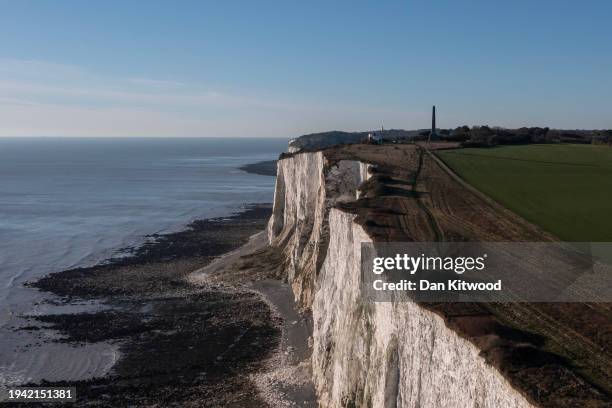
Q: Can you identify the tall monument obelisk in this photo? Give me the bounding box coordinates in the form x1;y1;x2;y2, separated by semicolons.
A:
429;105;437;142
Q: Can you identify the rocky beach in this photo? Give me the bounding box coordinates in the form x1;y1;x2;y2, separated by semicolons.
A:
10;204;265;406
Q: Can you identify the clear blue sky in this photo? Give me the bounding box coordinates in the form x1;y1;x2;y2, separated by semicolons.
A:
0;0;610;137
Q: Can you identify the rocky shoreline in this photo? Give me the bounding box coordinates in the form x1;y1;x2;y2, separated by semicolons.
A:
238;160;277;176
14;203;287;407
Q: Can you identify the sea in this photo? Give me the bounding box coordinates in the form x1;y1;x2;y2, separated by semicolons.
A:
0;137;287;386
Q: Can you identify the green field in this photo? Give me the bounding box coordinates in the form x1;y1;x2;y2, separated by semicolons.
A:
437;144;612;241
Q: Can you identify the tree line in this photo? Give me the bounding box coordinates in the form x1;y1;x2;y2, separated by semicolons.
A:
427;126;612;147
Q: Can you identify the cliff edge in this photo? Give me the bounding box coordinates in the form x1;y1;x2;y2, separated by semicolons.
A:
267;143;611;407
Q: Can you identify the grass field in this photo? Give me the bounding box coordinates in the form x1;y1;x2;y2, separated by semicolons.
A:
437;144;612;241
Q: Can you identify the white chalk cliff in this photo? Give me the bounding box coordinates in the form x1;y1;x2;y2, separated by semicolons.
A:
267;151;534;408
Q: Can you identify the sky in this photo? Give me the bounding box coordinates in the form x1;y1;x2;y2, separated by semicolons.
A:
0;0;611;137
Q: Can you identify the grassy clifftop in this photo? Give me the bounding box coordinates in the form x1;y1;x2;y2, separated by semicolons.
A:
438;144;612;241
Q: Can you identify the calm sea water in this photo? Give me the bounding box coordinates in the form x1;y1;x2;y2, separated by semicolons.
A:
0;137;286;385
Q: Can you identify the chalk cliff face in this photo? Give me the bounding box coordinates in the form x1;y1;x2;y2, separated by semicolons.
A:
267;152;534;408
268;152;366;307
